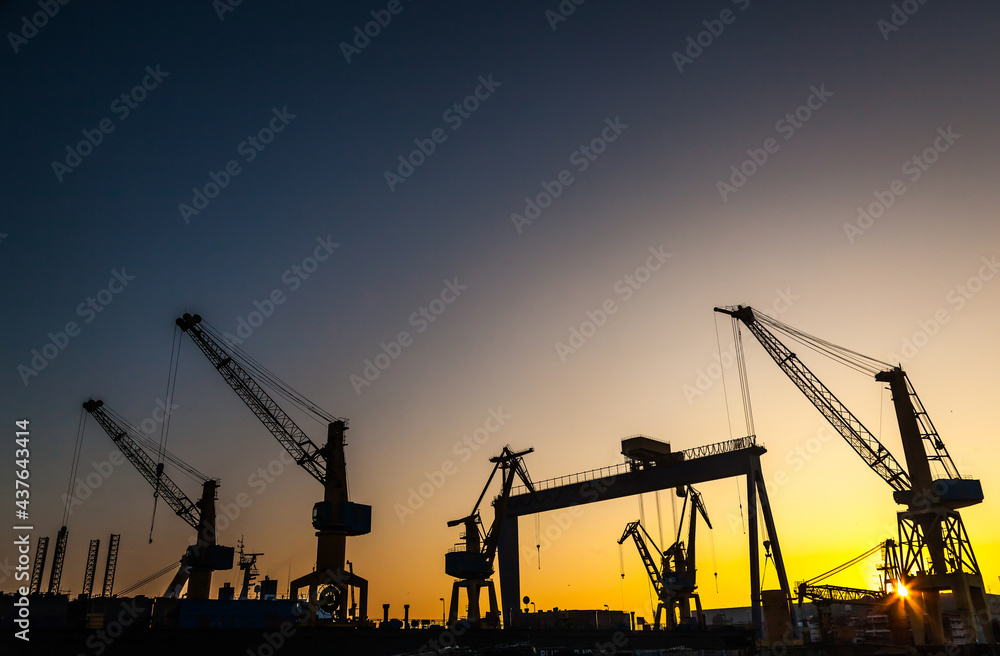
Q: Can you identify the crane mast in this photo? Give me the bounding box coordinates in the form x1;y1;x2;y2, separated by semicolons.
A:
176;313;370;622
715;305;993;645
83;399;233;599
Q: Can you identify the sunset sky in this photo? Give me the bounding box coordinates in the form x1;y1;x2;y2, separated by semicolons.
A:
3;1;1000;622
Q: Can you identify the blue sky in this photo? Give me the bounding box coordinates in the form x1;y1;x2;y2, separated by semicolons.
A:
3;0;1000;619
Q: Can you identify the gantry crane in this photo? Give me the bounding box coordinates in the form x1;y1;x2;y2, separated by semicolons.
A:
715;305;993;644
619;485;711;629
83;399;234;599
446;446;535;627
175;313;370;622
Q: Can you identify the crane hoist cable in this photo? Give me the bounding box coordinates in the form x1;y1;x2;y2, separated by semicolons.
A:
655;490;665;552
100;406;207;483
734;479;745;535
199;319;339;425
535;514;541;569
709;526;719;593
150;326;183;541
196;318;357;491
715;314;736;441
158;326;183;466
804;542;886;587
753;312;891;376
62;407;88;526
116;559;183;597
732;320;755;437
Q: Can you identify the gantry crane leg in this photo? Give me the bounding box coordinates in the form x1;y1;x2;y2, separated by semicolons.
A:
693;593;705;628
678;596;691;624
655;602;667;630
447;579;498;626
290;567;368;623
448;583;462;625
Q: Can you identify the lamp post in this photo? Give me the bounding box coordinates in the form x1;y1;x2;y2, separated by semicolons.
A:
440;597;445;625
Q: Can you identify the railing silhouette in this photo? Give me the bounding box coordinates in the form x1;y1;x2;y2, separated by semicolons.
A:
509;435;757;497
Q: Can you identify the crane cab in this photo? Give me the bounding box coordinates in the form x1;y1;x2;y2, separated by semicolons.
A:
312;501;372;535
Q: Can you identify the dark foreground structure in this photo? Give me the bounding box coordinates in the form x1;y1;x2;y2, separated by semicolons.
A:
7;625;1000;656
6;625;756;656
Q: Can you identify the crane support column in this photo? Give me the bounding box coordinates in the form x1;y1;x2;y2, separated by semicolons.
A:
753;455;798;639
187;480;219;600
747;459;761;637
290;420;370;623
497;517;520;628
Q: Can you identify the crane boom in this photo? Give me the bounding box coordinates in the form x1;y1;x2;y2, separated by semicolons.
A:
83;399;233;599
684;488;711;574
83;399;200;529
714;305;910;492
618;520;663;594
175;314;326;484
